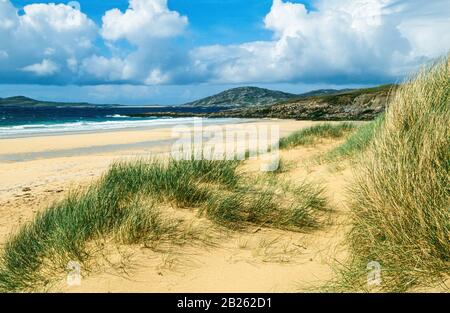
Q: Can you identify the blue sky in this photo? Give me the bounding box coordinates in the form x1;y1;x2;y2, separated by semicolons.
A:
11;0;310;45
0;0;449;104
8;0;313;66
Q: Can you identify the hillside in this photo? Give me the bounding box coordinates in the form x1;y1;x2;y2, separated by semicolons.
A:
130;84;396;120
181;86;299;107
297;88;355;97
207;84;397;121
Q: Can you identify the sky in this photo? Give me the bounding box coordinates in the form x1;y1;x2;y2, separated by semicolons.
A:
0;0;449;105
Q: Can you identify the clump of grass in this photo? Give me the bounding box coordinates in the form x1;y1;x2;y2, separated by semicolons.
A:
0;158;239;292
201;178;328;231
0;186;178;292
0;154;328;291
104;158;239;208
115;199;179;245
279;123;357;149
325;116;384;160
341;55;450;292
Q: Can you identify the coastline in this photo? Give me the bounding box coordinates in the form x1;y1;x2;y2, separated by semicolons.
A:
0;119;322;241
0;118;356;292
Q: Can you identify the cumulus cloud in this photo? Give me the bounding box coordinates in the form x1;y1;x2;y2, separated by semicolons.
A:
191;0;450;84
79;0;189;85
0;0;449;86
0;0;97;83
101;0;188;44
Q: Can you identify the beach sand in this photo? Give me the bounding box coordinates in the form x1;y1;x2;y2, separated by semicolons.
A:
0;119;352;292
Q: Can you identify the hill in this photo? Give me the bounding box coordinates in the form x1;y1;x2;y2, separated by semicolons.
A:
207;84;397;121
181;86;299;107
0;96;114;107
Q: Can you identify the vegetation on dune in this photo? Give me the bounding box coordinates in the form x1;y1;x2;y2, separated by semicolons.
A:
0;156;327;292
339;55;450;292
325;115;384;160
0;182;181;292
279;123;357;150
202;178;327;230
104;159;239;208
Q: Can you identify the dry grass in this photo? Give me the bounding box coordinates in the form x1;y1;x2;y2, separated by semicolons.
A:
338;55;450;292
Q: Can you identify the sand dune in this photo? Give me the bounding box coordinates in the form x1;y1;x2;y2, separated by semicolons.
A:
1;119;352;293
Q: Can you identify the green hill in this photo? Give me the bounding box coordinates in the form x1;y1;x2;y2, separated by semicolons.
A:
0;96;114;107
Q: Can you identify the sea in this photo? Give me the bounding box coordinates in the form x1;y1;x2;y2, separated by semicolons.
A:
0;106;226;139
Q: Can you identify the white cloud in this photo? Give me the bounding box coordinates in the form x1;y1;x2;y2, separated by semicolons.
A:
22;59;59;76
0;0;97;82
145;69;171;84
101;0;188;44
0;0;449;86
79;0;189;85
191;0;450;84
81;56;131;82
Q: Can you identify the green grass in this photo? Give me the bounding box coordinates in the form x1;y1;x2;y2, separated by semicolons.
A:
325;115;384;160
0;156;328;292
337;55;450;292
279;123;357;150
0;184;179;291
201;178;327;230
104;158;239;208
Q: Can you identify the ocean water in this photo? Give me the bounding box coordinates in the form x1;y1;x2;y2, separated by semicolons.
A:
0;106;225;138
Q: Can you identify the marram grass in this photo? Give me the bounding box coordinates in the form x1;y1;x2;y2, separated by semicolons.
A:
0;157;328;292
325;115;384;160
279;123;357;150
201;178;327;230
338;55;450;292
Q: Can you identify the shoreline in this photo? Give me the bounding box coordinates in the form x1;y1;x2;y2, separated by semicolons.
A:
0;118;289;160
0;119;327;246
0;117;249;140
0;119;354;292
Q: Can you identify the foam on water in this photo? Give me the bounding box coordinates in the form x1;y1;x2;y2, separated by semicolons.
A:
0;117;215;138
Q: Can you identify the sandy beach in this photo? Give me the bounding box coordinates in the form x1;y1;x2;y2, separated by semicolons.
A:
0;119;323;244
2;116;446;293
0;119;353;292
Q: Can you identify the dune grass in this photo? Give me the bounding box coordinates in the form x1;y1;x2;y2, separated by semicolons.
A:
279;123;357;150
0;155;328;292
202;178;327;230
0;184;179;291
325;116;384;160
104;158;240;208
0;158;239;292
338;55;450;292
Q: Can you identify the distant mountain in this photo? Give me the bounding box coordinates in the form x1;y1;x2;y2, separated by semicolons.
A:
181;86;361;108
130;85;397;121
182;86;299;107
0;96;115;107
